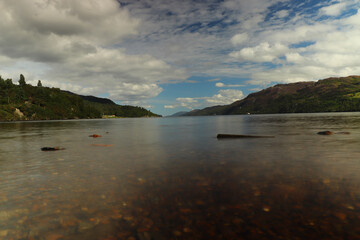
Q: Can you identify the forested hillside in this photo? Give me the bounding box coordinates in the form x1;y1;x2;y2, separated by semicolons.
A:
0;74;160;121
185;76;360;116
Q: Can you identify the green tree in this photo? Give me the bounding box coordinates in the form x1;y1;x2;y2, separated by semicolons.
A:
0;76;5;87
19;74;26;86
5;79;13;87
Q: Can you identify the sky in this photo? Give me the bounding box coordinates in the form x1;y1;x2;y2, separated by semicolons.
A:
1;0;360;116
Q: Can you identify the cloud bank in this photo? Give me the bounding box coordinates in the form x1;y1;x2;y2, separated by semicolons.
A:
0;0;188;103
229;0;360;85
165;89;244;110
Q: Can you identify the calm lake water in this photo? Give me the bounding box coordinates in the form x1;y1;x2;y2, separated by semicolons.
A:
1;113;360;239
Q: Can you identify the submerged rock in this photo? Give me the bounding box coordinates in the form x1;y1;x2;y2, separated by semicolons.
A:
217;134;274;139
317;131;351;135
317;131;334;135
41;147;65;151
89;134;102;138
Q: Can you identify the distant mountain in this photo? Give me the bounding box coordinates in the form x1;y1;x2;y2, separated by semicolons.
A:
0;75;161;121
167;111;188;117
185;76;360;116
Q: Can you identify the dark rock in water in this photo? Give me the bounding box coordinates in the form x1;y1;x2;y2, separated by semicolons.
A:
89;134;102;138
217;134;274;139
317;131;334;135
41;147;65;151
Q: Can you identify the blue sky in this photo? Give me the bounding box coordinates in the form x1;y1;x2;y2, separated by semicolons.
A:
0;0;360;116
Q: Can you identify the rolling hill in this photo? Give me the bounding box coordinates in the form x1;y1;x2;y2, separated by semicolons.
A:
0;75;160;121
185;76;360;116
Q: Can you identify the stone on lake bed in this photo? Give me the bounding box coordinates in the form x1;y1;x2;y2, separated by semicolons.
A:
263;207;271;212
78;221;96;232
41;147;65;151
0;211;12;221
0;230;9;237
89;134;102;138
317;131;351;135
317;131;334;135
0;209;29;221
217;134;274;139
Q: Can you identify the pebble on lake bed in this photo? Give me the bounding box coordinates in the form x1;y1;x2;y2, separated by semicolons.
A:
0;230;8;237
263;207;271;212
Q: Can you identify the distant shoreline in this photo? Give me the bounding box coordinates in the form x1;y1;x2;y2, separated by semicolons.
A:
0;115;162;123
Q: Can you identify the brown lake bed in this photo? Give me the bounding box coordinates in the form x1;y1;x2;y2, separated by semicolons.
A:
1;113;360;239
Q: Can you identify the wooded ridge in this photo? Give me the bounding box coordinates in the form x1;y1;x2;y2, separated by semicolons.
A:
0;74;160;121
185;76;360;116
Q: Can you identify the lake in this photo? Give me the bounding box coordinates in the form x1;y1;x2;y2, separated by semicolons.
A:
1;113;360;239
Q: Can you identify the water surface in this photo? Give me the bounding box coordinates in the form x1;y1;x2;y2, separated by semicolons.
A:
1;113;360;239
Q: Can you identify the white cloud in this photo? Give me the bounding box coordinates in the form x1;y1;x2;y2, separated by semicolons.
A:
320;2;348;16
164;105;176;109
229;6;360;85
251;66;329;85
204;89;244;105
176;98;201;110
53;48;188;84
0;0;139;62
166;89;245;110
215;82;244;87
1;0;139;45
109;83;163;101
251;64;360;86
344;8;360;25
264;24;334;45
285;52;304;63
274;10;289;18
230;42;289;62
177;98;199;103
231;33;249;46
0;0;188;104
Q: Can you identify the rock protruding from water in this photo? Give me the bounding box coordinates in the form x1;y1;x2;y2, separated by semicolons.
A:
89;134;102;138
317;131;350;135
217;134;274;139
41;147;65;151
317;131;334;135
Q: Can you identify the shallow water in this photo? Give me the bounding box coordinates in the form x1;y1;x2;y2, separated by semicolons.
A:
1;113;360;239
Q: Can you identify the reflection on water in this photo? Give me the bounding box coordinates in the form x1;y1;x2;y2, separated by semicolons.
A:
1;113;360;239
